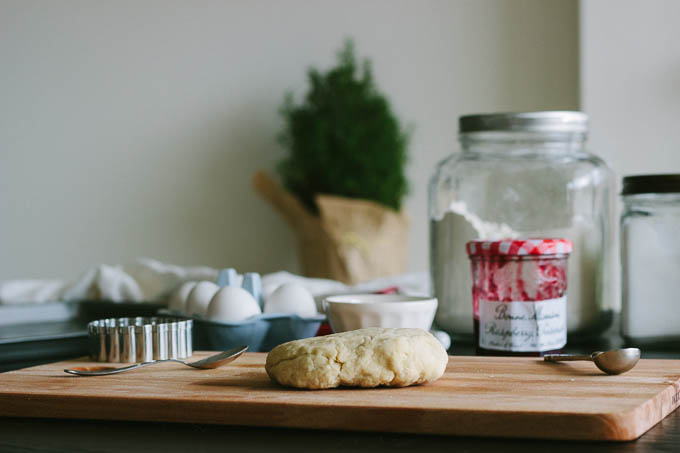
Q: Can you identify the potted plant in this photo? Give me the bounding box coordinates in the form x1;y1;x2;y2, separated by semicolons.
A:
254;40;410;284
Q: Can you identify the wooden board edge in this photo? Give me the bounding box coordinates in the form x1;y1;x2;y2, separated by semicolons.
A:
0;392;666;442
608;379;680;441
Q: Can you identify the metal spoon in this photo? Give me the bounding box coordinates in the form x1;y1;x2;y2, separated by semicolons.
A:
64;345;248;376
543;348;641;375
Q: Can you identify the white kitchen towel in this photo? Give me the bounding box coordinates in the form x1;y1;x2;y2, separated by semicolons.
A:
0;258;429;305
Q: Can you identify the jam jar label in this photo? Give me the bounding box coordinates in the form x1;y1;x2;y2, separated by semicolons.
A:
478;297;567;352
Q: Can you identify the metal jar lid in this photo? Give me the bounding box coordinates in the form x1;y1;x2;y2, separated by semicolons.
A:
459;111;588;134
88;317;193;363
622;174;680;195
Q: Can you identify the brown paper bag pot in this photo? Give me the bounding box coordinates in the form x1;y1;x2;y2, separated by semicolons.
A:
253;171;408;284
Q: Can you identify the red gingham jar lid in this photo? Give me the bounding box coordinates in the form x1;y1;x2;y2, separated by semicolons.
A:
466;238;573;257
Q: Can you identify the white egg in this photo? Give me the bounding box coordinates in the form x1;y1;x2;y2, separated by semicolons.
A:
168;281;197;313
430;329;451;350
207;286;261;322
185;281;219;316
264;282;317;317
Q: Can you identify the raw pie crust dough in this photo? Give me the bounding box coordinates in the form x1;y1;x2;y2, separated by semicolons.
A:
265;327;448;389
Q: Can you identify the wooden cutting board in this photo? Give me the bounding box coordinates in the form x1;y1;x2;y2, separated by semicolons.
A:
1;352;679;441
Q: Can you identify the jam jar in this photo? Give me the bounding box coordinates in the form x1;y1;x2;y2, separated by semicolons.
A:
466;238;572;356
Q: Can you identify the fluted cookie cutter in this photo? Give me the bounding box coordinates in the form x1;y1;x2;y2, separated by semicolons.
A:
88;317;193;363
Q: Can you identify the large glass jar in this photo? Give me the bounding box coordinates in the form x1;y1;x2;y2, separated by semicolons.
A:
621;175;680;345
429;112;615;342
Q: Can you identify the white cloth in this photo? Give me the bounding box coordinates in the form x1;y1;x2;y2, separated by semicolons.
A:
0;258;430;305
0;259;216;304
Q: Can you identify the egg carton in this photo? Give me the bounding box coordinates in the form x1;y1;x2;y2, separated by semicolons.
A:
194;312;326;352
158;309;325;352
162;268;325;352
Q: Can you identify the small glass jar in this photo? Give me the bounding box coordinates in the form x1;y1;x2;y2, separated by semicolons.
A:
621;175;680;345
430;111;615;342
467;238;572;356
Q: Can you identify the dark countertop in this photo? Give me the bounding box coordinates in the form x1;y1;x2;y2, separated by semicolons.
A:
1;410;679;453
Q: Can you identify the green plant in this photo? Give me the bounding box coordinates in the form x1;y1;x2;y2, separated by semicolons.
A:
277;40;409;213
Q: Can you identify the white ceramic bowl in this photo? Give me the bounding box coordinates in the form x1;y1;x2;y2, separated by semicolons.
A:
323;294;438;333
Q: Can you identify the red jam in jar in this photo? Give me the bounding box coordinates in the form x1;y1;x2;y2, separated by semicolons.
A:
466;239;572;357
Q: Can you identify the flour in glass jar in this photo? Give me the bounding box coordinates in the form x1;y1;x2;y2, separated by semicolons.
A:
432;200;601;338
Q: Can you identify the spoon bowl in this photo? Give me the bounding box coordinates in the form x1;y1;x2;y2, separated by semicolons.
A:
592;348;641;375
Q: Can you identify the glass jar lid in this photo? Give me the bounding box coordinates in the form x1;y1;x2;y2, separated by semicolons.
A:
466;238;573;257
459;111;588;134
622;174;680;195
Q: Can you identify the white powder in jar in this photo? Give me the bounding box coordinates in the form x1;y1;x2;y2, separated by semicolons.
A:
431;202;517;334
622;216;680;339
432;201;601;336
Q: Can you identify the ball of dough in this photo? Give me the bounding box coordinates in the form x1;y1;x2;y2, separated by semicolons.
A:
207;286;261;322
186;281;219;316
264;282;317;317
265;327;448;389
168;281;197;313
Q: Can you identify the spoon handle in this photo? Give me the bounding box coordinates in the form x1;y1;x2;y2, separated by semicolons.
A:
64;359;176;376
543;353;593;362
64;347;248;376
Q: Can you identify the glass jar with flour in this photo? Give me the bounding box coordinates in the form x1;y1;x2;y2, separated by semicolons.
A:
429;111;615;342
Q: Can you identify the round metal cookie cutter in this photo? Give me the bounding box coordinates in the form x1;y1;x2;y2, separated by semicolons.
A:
88;317;193;363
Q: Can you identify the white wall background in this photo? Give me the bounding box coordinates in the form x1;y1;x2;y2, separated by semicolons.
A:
580;0;680;312
0;0;578;281
581;0;680;178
